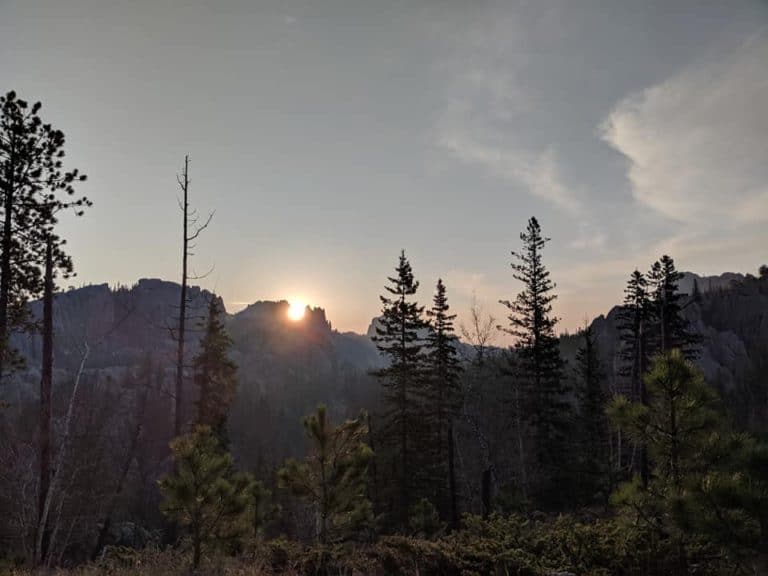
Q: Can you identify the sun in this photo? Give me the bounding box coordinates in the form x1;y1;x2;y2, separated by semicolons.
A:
287;300;307;321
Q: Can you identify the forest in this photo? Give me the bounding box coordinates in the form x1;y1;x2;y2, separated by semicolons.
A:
1;89;767;576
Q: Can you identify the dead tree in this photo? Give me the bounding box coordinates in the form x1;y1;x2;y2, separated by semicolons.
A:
173;155;212;438
37;236;54;561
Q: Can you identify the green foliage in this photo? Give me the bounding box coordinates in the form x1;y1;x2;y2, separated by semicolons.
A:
247;480;279;539
409;498;445;539
609;351;768;572
159;426;252;568
194;297;238;442
278;405;373;544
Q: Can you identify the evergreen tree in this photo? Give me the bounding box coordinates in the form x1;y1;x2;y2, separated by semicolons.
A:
574;325;610;505
372;250;427;528
424;278;463;526
194;297;238;443
0;90;89;380
647;255;699;357
159;426;252;569
500;217;570;508
609;351;722;574
278;405;373;544
617;269;653;485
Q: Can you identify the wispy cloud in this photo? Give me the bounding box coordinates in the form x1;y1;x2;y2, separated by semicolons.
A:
438;134;582;215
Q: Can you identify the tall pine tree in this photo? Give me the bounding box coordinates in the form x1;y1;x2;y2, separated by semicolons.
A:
648;255;699;357
372;250;427;529
574;324;610;505
500;217;570;509
194;297;238;444
618;269;653;485
424;278;463;527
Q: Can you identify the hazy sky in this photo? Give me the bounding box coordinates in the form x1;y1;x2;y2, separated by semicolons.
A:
2;0;766;337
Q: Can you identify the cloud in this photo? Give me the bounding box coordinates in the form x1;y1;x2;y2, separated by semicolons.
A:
438;133;582;215
601;33;768;225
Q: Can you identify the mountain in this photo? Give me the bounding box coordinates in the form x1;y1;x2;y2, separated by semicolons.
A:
561;270;768;431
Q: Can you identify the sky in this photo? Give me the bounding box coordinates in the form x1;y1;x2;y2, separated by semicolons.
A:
1;0;766;338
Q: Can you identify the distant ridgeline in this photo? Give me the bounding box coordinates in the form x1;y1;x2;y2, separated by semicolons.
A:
9;270;768;436
561;270;768;431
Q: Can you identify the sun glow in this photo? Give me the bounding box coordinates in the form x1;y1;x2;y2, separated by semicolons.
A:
287;300;307;321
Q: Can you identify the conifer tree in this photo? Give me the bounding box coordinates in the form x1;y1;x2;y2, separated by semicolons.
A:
194;297;238;444
500;217;569;508
278;405;373;544
159;426;252;569
0;90;89;381
424;278;462;526
608;351;726;574
647;255;699;357
372;250;427;528
574;324;609;504
617;269;653;485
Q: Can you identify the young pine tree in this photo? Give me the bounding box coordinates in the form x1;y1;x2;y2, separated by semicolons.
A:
159;426;252;569
424;278;463;527
194;297;238;444
278;405;373;544
372;250;427;528
574;324;610;505
500;216;570;509
608;351;721;575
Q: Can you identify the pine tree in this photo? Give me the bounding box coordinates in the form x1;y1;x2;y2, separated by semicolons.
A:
647;255;699;357
617;269;653;485
278;405;373;544
0;90;89;381
574;324;609;504
371;250;427;528
424;278;463;526
194;297;238;444
500;216;569;508
159;426;252;569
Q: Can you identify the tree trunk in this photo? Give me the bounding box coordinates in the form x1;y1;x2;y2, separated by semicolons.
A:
0;160;15;382
481;468;491;520
37;236;54;561
92;387;146;560
447;419;458;529
174;155;189;438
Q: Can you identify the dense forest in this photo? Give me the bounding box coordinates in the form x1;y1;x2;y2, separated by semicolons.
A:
1;90;768;576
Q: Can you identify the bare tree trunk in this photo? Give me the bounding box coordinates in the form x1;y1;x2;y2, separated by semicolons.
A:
35;344;89;566
91;387;147;560
0;155;15;382
174;155;189;438
37;236;53;561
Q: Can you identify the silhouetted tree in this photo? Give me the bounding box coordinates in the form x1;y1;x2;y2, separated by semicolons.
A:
0;90;88;381
500;217;570;508
574;324;609;504
372;250;427;529
617;269;653;485
194;297;237;444
648;255;699;357
424;279;463;526
173;155;213;438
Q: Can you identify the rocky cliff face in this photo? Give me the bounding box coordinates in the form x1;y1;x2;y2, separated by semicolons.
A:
561;271;768;429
